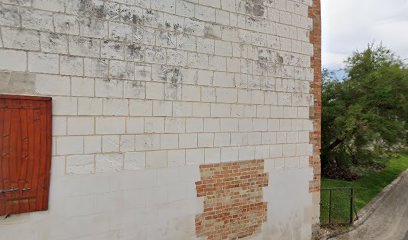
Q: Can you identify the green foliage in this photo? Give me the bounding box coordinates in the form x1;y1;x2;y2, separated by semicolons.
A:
320;154;408;223
322;44;408;179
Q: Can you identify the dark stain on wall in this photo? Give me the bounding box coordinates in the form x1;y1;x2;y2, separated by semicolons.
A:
245;0;265;17
79;0;106;18
127;43;143;59
159;67;183;87
132;14;143;25
47;33;62;46
204;25;221;39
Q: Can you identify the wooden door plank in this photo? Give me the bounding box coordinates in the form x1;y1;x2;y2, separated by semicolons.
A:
11;99;22;213
19;105;30;213
31;101;41;212
38;102;47;211
42;101;52;210
0;98;5;215
2;102;12;215
26;100;36;212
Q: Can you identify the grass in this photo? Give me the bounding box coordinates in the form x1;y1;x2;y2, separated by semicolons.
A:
320;154;408;225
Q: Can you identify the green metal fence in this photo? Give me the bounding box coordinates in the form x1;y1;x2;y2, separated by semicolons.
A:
320;187;358;225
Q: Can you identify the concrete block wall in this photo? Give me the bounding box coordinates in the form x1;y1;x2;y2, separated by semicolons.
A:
0;0;320;239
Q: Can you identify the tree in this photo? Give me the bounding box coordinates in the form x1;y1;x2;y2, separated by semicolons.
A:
322;44;408;179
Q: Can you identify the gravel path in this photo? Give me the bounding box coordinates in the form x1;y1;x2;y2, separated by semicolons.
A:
333;172;408;240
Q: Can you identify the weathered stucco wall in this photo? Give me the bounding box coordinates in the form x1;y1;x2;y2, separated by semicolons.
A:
0;0;320;239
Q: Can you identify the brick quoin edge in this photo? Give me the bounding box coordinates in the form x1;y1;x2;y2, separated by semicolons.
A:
309;0;322;237
308;0;321;195
195;160;268;240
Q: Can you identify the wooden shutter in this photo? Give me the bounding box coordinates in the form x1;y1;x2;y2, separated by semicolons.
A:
0;95;52;215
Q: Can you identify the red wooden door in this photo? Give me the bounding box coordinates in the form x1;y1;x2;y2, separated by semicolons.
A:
0;95;52;215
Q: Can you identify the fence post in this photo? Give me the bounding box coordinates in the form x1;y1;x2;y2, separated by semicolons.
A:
329;189;332;224
349;188;354;224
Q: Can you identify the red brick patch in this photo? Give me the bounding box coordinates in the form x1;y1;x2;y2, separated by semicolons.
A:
195;160;269;240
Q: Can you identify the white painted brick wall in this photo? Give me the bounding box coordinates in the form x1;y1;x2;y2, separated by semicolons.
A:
0;49;26;71
0;0;317;239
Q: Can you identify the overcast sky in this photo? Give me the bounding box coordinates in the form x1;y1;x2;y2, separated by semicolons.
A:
322;0;408;69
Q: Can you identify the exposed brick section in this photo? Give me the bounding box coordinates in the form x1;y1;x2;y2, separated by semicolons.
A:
195;160;268;240
308;2;322;236
308;0;322;193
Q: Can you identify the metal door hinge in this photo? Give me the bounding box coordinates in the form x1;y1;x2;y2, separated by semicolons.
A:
0;188;31;194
